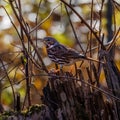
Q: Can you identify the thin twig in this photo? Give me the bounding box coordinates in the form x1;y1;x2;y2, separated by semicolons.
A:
107;27;120;52
60;0;105;49
2;73;120;102
64;5;84;53
0;58;16;110
29;2;61;34
8;0;48;73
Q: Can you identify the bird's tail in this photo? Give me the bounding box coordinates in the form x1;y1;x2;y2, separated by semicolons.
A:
79;54;104;64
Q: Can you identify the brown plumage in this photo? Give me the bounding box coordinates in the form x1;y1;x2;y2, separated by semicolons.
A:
43;36;102;65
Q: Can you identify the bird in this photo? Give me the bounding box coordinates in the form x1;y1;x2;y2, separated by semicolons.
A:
42;36;103;66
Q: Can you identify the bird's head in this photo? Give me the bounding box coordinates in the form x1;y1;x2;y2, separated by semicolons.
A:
42;37;59;48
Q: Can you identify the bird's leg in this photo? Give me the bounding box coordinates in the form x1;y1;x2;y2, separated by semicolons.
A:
50;64;60;73
73;63;78;77
55;63;59;70
60;65;64;73
50;64;63;73
60;65;63;69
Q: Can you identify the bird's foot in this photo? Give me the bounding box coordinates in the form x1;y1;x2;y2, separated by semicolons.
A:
49;67;64;75
49;68;60;74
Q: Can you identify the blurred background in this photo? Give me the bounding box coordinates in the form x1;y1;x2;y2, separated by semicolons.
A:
0;0;120;110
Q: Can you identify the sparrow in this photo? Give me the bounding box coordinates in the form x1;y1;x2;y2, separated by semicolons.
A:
42;36;102;66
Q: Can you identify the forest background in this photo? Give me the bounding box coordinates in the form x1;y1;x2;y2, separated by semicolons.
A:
0;0;120;119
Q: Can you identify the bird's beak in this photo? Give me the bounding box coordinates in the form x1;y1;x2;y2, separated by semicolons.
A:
39;38;47;45
37;38;45;44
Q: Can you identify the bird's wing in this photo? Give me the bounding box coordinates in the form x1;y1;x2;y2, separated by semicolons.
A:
47;44;67;55
49;45;102;63
54;45;79;57
66;48;86;59
48;44;85;59
47;44;72;64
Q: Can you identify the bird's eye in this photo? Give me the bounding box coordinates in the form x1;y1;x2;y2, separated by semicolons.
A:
47;39;50;41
